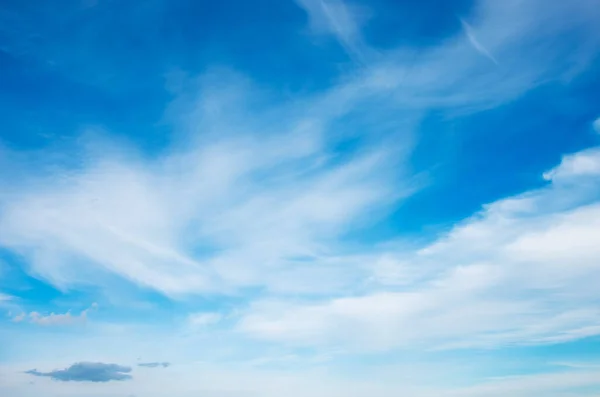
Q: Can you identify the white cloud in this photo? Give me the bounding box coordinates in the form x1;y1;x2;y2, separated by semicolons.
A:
543;147;600;181
294;0;370;60
187;312;222;328
593;116;600;134
0;3;599;396
238;147;600;351
13;303;98;326
460;18;498;64
0;55;424;298
0;0;598;309
359;0;600;110
0;121;404;296
0;293;15;313
11;312;26;323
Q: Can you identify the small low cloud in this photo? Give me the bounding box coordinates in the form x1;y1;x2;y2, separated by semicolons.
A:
138;362;170;368
11;313;26;322
13;303;98;326
187;312;222;328
26;362;132;382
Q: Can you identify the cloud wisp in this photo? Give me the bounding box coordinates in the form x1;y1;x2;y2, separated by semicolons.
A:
460;18;498;64
25;362;132;382
138;362;170;368
295;0;371;61
187;312;222;328
12;303;98;326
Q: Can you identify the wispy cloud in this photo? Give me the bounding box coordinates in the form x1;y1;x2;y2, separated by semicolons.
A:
0;0;597;306
138;362;170;368
0;69;412;297
0;2;598;386
238;141;600;351
295;0;370;60
13;303;98;326
460;18;498;64
187;312;222;329
25;362;132;382
1;0;599;396
551;361;600;370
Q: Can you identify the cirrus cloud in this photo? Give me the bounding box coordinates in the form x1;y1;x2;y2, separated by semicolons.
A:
238;142;600;351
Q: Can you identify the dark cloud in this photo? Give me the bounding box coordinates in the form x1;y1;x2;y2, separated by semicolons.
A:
138;362;170;368
26;362;132;382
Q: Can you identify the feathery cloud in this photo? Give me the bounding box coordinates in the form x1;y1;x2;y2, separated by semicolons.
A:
460;18;498;64
295;0;370;60
13;303;98;326
1;0;600;396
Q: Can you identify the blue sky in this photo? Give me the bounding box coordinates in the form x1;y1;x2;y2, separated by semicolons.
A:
1;0;600;396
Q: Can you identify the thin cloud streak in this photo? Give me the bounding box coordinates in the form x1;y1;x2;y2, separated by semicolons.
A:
138;362;170;368
460;18;498;64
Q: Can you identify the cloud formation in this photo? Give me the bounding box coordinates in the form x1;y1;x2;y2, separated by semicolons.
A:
0;72;409;297
25;362;132;382
295;0;370;60
138;362;170;368
460;18;498;64
0;0;598;302
0;0;599;396
13;303;97;326
187;312;222;329
238;142;600;351
0;3;597;362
